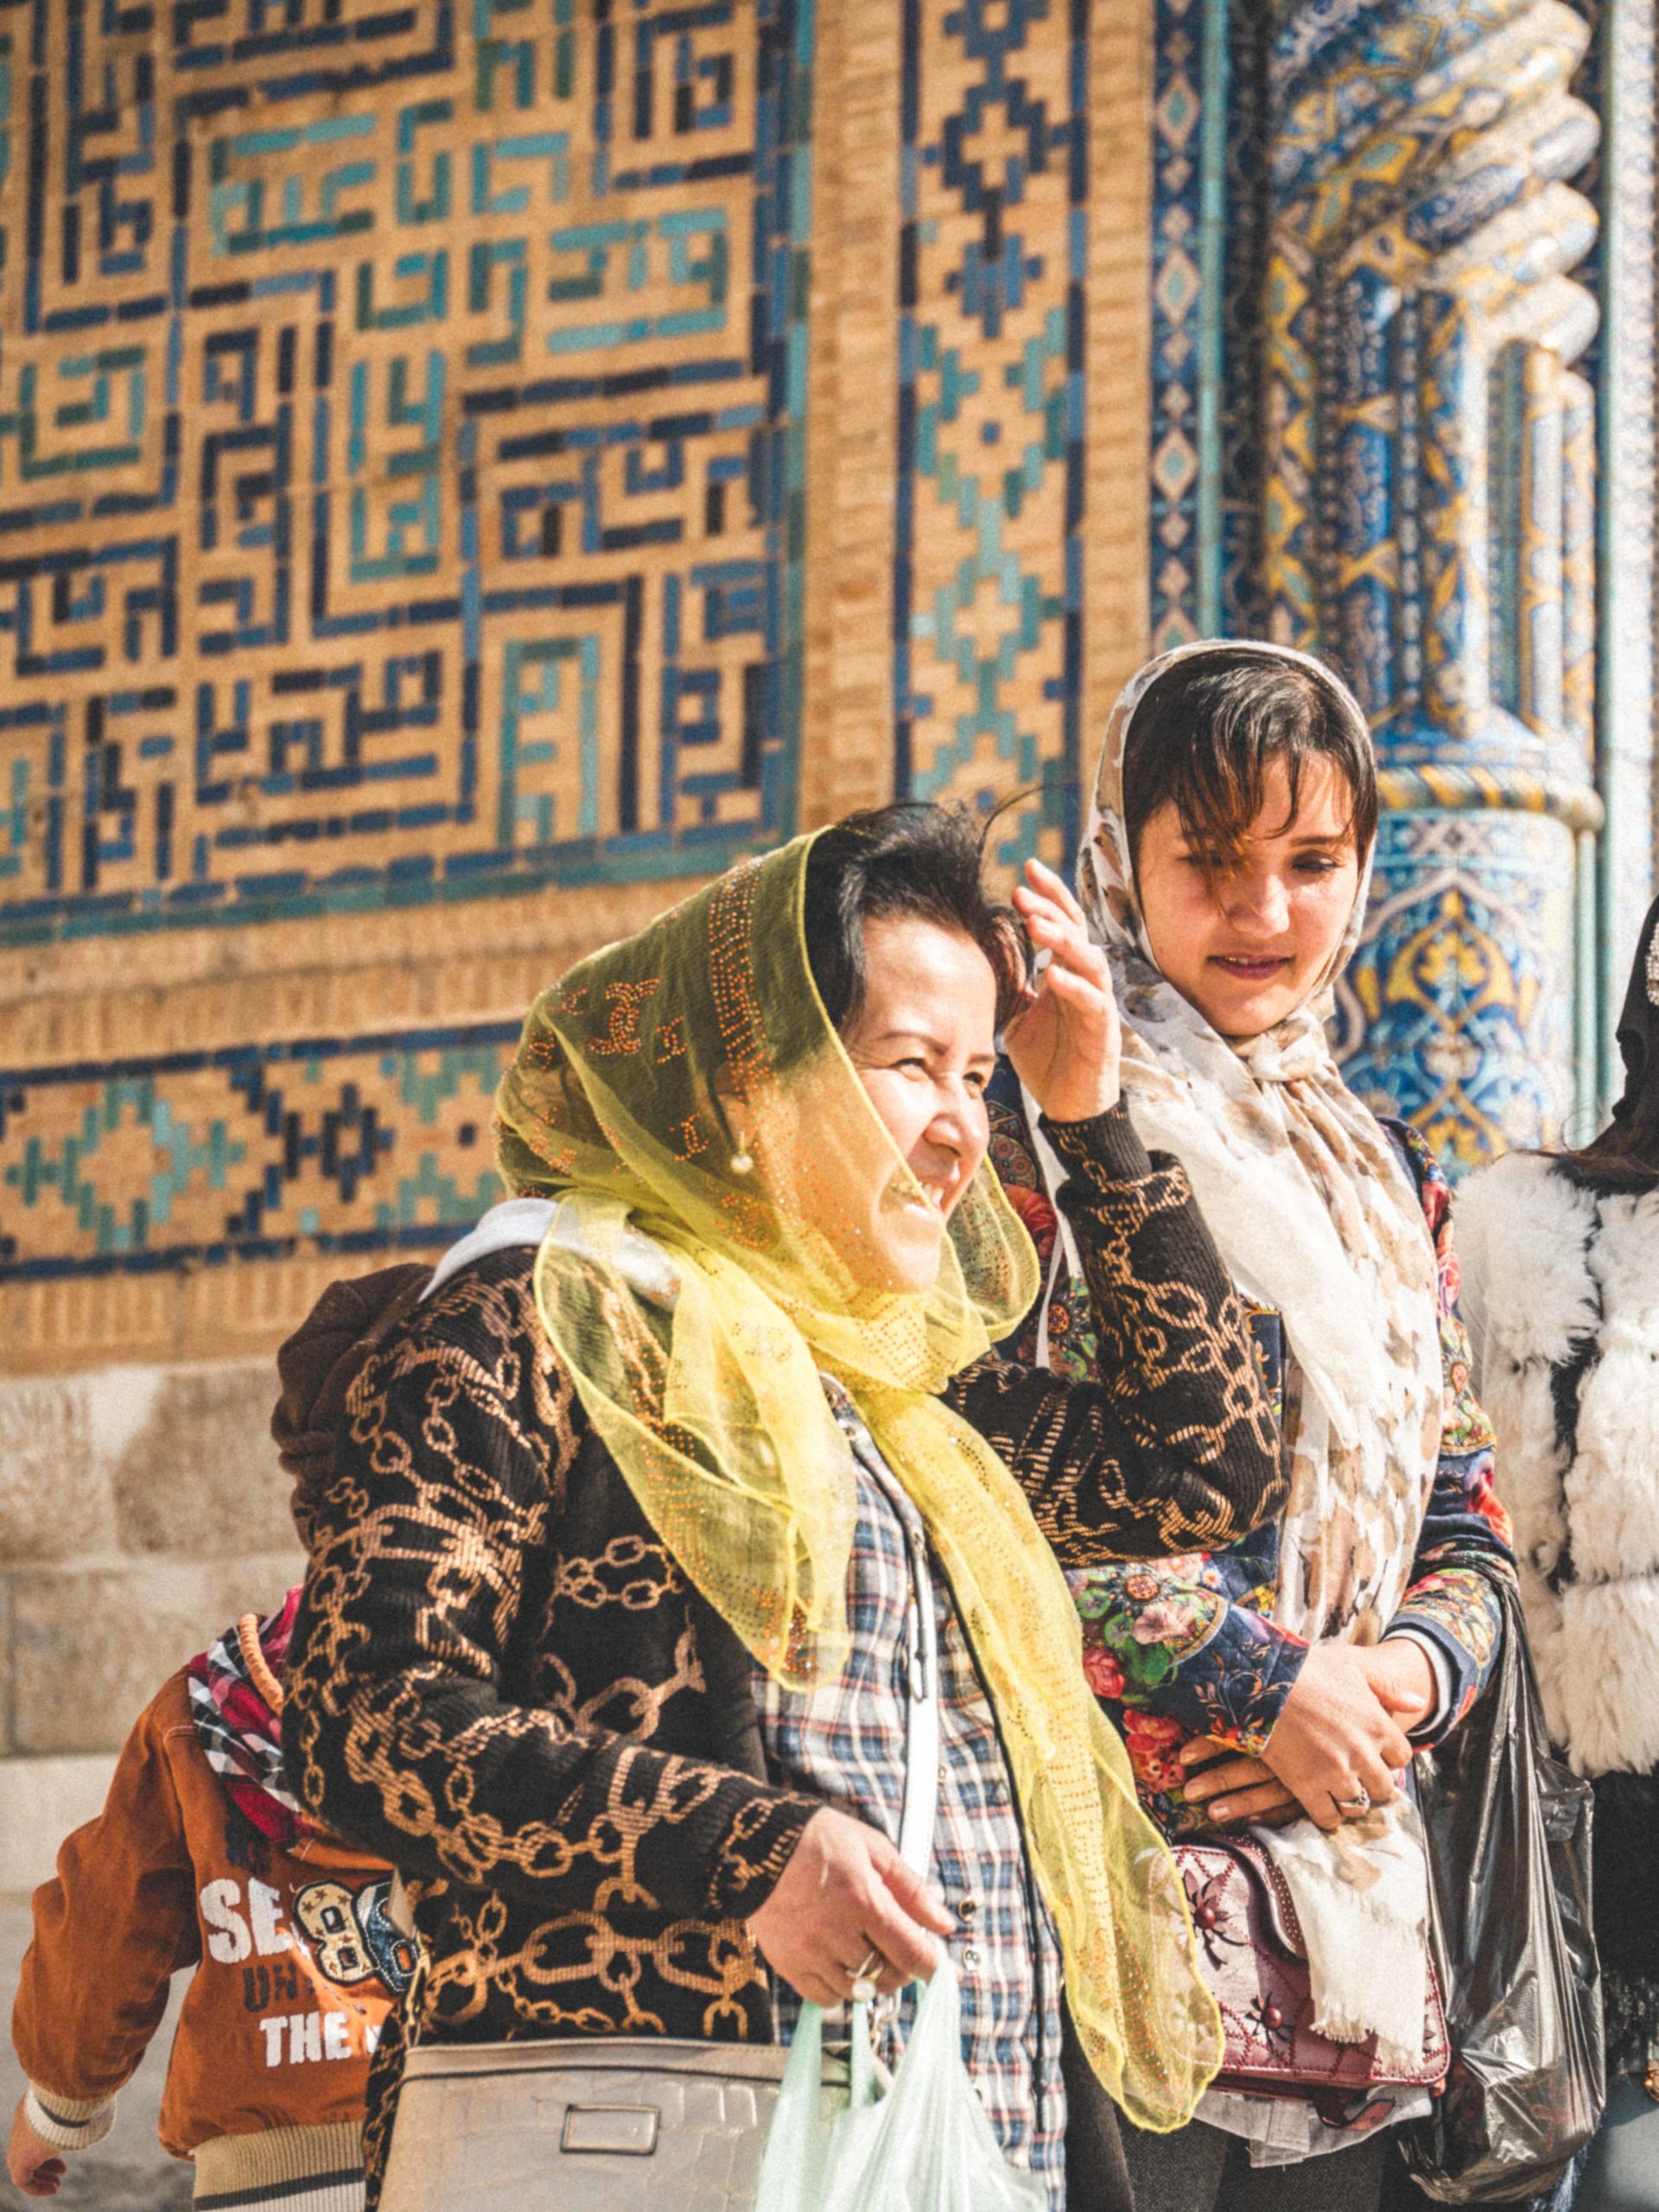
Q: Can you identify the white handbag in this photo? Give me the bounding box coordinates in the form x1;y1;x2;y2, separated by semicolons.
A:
378;2036;845;2211
378;1275;942;2212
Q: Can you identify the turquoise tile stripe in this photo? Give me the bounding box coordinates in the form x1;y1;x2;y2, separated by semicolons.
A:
0;1022;518;1279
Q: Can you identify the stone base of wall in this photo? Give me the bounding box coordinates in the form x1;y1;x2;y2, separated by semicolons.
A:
0;1358;303;2207
0;1358;306;1777
1;1755;119;1891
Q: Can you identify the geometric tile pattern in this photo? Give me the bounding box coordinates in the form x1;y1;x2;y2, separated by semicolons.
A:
893;0;1085;867
0;1020;514;1276
1146;0;1209;652
0;0;814;949
1217;3;1269;641
0;0;1184;1357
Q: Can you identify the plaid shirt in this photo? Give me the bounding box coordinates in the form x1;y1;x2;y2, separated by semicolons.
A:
755;1382;1065;2207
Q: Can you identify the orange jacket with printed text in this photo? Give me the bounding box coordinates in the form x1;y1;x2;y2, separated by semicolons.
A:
11;1662;412;2177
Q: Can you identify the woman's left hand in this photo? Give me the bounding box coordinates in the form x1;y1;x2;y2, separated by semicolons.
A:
1359;1638;1439;1738
1004;859;1122;1122
1177;1737;1300;1828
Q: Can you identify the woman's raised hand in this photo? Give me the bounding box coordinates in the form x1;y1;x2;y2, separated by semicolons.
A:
748;1806;953;2008
1253;1642;1414;1833
1004;858;1122;1123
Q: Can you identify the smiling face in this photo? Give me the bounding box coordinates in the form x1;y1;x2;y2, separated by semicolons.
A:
1132;752;1362;1039
834;913;1000;1291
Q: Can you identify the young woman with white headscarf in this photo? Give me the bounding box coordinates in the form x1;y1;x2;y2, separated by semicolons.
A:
988;643;1516;2210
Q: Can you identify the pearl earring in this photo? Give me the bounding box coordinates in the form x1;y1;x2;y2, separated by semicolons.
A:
730;1147;753;1174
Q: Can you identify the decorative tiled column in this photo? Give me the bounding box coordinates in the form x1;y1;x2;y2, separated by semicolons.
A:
1253;1;1605;1171
888;0;1090;866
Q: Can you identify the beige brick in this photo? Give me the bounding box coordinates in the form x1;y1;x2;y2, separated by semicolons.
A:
7;1553;304;1757
0;1753;118;1890
0;1575;12;1756
0;1375;118;1566
108;1362;298;1558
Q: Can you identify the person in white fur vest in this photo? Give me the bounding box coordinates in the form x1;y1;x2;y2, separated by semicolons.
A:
1458;892;1659;2212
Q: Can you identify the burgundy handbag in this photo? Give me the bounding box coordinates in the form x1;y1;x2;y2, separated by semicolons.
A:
1175;1836;1450;2128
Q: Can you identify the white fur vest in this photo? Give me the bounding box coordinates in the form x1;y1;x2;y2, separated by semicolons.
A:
1458;1151;1659;1777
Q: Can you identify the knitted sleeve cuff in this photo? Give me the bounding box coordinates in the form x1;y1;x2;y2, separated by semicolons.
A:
24;2084;118;2151
1039;1100;1153;1186
703;1786;825;1919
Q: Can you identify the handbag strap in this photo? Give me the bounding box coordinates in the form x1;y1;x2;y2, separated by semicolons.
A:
896;1516;941;1878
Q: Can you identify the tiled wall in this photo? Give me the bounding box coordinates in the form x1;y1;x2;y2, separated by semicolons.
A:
0;0;1154;1370
0;0;815;941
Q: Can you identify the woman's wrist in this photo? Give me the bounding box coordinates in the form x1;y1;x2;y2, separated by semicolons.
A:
1372;1631;1446;1737
1027;1058;1122;1123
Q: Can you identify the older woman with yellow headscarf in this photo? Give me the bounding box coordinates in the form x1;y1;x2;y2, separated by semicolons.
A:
283;804;1284;2212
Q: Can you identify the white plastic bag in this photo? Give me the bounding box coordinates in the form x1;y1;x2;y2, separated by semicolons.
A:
753;1958;1047;2212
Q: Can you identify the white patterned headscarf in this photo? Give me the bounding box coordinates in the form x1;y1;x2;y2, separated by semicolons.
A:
1077;639;1442;1644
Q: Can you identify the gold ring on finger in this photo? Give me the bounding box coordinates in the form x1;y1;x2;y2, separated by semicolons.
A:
849;1948;881;2004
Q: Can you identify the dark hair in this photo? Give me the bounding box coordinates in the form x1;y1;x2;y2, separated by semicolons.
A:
1552;896;1659;1192
1555;1123;1659;1193
803;803;1025;1033
1121;649;1377;870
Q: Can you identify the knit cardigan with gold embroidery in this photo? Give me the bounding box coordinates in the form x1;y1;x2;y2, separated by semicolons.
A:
281;1104;1283;2186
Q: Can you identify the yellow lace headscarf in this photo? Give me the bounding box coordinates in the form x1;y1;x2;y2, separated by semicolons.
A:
493;830;1221;2130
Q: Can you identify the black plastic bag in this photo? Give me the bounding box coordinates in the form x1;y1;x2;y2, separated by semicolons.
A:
1398;1579;1605;2202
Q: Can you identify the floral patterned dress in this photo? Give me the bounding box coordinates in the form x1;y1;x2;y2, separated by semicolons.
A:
988;1082;1515;1838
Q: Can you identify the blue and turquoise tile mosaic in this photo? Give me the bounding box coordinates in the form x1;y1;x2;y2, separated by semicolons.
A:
0;0;815;949
892;0;1086;865
0;1020;517;1277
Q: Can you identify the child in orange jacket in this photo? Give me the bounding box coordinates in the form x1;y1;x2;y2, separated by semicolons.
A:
8;1587;414;2207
